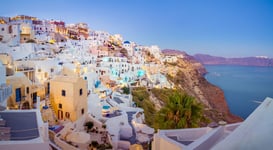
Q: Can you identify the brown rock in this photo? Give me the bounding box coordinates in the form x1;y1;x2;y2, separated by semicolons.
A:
163;49;243;123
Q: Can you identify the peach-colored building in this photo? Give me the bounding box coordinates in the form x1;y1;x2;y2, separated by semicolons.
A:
50;75;87;122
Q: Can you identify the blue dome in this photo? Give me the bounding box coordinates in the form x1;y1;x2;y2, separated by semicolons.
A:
123;41;130;44
103;105;110;109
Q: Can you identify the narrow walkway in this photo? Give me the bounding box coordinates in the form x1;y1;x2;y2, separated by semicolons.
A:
126;112;137;144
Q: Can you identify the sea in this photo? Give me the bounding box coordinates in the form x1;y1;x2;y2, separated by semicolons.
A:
205;65;273;119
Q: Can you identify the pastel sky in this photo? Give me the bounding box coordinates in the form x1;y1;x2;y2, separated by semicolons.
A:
1;0;273;57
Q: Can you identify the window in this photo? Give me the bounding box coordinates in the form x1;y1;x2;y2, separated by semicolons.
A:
26;87;29;94
1;28;4;31
61;90;66;96
65;112;70;119
59;103;62;109
79;88;83;96
47;82;50;94
81;108;84;115
50;68;54;73
84;76;87;80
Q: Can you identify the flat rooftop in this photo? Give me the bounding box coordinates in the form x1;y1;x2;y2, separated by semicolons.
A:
0;111;39;140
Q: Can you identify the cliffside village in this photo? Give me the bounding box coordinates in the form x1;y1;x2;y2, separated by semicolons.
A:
0;15;272;150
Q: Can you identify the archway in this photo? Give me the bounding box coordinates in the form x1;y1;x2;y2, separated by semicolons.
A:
22;101;30;109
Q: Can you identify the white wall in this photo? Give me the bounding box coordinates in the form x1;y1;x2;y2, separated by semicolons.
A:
0;62;6;84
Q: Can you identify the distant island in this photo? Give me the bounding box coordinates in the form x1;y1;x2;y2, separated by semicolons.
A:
194;54;273;67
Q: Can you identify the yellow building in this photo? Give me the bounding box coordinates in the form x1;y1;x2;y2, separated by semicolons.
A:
20;23;34;43
0;53;14;76
6;72;38;109
50;75;87;122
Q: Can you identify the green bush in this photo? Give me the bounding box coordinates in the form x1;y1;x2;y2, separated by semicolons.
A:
132;87;205;129
132;87;156;126
154;92;203;129
91;141;99;148
122;86;130;94
84;121;94;130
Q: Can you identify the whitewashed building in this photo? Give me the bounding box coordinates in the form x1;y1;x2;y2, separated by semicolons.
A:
147;45;162;60
32;59;61;84
88;30;110;47
123;41;134;57
0;23;20;45
163;55;178;63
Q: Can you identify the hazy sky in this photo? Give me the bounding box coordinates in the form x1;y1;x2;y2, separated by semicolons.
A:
1;0;273;57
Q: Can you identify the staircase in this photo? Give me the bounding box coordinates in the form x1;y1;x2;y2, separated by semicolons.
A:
0;117;11;141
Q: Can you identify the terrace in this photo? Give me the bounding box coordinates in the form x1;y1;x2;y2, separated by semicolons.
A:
0;111;39;141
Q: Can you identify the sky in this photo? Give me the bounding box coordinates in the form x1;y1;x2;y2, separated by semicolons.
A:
1;0;273;57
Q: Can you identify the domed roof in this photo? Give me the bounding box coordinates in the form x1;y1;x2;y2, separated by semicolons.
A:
123;41;130;44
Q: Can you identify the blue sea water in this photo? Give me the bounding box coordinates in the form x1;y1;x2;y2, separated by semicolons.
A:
205;65;273;119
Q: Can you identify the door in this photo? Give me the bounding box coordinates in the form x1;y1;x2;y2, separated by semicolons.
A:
58;110;63;120
47;82;50;95
32;92;37;103
15;88;21;102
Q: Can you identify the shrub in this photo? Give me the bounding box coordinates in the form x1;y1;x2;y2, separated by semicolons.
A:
91;141;99;148
105;143;113;149
122;86;130;94
84;121;94;130
132;87;156;126
26;39;36;43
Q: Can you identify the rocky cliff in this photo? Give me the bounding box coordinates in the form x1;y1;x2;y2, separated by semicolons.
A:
194;54;273;67
162;49;242;123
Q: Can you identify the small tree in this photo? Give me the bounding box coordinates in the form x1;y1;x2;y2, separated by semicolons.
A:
84;121;94;130
154;92;203;129
91;141;99;148
122;86;130;94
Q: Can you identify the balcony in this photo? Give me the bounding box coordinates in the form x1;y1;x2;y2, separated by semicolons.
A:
16;66;34;72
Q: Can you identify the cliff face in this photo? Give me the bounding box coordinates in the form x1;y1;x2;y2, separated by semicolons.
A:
194;54;273;67
162;50;242;123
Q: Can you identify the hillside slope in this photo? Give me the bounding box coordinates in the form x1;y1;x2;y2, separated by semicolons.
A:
162;50;242;123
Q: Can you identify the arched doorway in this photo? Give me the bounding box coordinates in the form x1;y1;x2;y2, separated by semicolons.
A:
22;101;30;109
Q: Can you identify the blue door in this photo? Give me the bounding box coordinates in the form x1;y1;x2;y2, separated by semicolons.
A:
15;88;21;102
